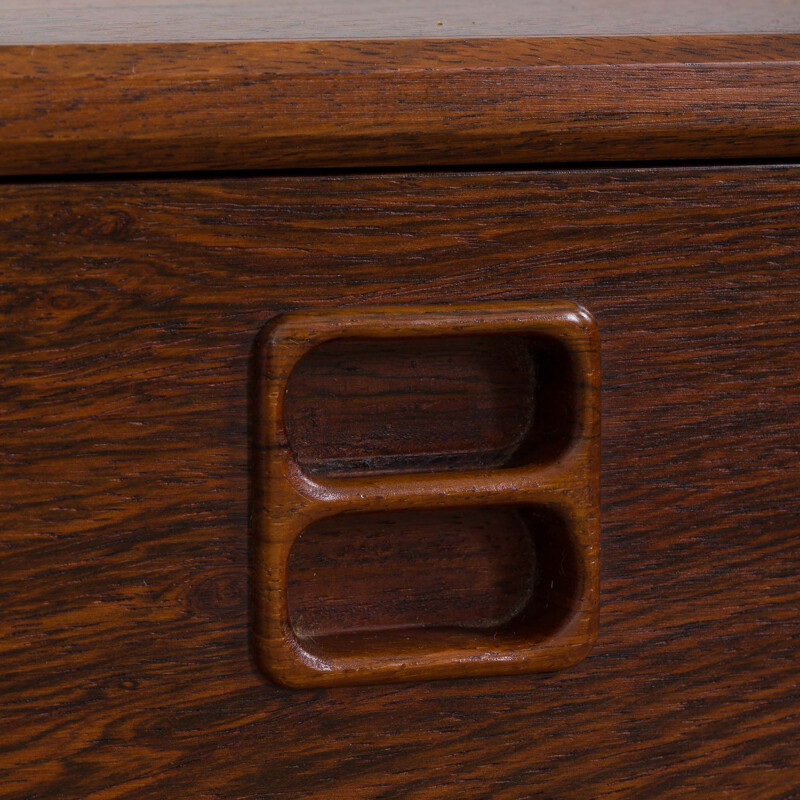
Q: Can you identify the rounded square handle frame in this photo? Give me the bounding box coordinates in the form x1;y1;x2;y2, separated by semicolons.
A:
252;301;600;688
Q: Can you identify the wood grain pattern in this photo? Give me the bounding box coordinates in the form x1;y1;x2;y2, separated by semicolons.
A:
2;35;800;176
283;333;540;475
2;0;798;44
252;302;600;687
287;506;537;636
1;165;799;796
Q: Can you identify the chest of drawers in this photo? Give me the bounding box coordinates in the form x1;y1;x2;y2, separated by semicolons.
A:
2;2;799;798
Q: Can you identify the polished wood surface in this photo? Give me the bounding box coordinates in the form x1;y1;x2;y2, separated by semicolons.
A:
284;333;539;476
1;165;798;796
2;34;800;175
253;302;601;687
288;506;537;635
1;0;797;43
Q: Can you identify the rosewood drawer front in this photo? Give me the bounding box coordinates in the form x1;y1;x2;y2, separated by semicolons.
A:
2;166;799;798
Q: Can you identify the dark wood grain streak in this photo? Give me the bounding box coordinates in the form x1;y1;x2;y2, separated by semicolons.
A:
1;165;799;796
2;35;800;176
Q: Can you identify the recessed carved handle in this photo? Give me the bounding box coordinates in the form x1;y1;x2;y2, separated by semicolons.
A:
252;301;601;688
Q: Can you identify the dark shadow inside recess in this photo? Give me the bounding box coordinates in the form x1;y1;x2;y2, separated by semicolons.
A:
286;505;583;660
284;333;579;476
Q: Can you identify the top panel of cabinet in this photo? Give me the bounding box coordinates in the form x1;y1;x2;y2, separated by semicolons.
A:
1;0;799;44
